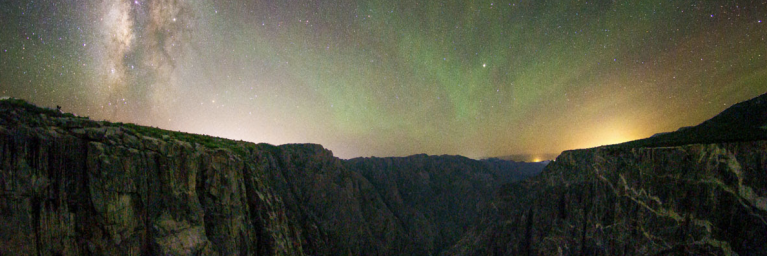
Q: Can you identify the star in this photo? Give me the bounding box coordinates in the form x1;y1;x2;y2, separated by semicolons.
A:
1;0;765;159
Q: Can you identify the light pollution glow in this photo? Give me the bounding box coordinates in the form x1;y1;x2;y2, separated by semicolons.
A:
1;0;766;159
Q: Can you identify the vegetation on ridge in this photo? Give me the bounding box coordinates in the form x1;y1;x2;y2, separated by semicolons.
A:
106;121;254;157
0;97;80;119
0;97;256;157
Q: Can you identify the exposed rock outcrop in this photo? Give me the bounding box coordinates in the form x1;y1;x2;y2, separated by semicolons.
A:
447;142;767;255
0;100;303;255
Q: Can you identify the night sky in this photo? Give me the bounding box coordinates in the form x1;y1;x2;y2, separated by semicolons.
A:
1;1;766;159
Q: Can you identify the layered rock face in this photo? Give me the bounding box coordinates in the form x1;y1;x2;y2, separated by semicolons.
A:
0;99;543;255
0;104;303;255
446;142;767;255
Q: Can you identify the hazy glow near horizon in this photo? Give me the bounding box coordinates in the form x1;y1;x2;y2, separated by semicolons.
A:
1;1;766;159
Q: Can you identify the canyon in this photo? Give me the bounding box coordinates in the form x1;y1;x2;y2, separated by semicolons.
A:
2;92;767;255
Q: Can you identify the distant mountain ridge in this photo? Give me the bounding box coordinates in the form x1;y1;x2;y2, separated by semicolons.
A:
484;154;560;163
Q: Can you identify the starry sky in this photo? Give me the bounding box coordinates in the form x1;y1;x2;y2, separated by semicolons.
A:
1;0;766;159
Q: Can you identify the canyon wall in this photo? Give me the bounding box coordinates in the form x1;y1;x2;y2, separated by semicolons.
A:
447;142;767;255
0;112;303;255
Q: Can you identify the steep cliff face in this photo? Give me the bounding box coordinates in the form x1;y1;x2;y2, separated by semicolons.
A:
0;100;304;255
250;143;406;256
446;140;767;255
0;99;544;255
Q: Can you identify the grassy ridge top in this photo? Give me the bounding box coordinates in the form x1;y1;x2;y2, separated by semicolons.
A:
0;97;264;157
0;97;80;119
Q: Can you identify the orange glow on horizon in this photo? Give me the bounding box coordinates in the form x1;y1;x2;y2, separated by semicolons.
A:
572;121;644;150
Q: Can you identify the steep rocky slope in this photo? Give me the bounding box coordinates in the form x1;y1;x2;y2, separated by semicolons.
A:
345;155;545;255
0;98;543;255
446;93;767;255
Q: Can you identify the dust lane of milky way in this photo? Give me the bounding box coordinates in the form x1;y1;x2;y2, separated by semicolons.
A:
1;0;766;159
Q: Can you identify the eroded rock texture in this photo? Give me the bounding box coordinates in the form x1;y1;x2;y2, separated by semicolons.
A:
447;143;767;255
0;115;302;255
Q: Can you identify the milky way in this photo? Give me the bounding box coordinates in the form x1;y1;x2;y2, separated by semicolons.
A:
1;1;766;159
93;0;194;124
